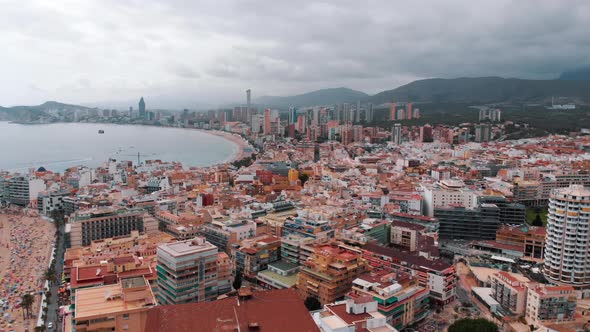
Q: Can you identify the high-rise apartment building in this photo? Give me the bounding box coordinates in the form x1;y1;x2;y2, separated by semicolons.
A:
263;108;271;135
419;124;433;142
475;124;491;142
390;101;396;120
544;185;590;288
156;237;222;304
392;123;402;144
246;89;251;111
406;102;413;120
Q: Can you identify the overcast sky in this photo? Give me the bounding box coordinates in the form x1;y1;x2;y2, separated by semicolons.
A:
1;0;589;109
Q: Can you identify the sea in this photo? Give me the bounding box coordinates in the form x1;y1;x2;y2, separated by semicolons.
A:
0;122;237;172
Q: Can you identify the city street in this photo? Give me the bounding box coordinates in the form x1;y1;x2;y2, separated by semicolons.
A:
46;222;65;331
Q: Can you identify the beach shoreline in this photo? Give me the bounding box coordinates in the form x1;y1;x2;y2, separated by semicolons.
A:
195;129;255;165
0;210;55;331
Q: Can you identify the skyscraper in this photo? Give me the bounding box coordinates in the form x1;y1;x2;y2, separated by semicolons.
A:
139;97;146;119
264;108;271;135
288;107;296;125
392;123;402;144
544;185;590;288
406;102;413;120
475;124;491;142
246;89;251;111
390;101;396;120
365;103;374;122
419;124;433;142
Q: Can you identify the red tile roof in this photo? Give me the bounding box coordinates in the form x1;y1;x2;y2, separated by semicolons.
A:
145;289;320;332
327;303;372;324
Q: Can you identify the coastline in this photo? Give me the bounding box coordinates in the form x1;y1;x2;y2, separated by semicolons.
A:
0;121;255;170
194;129;255;165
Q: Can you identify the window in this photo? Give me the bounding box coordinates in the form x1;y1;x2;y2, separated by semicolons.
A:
123;314;129;320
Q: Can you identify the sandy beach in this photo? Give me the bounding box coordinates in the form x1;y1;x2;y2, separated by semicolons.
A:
0;210;55;331
199;129;255;164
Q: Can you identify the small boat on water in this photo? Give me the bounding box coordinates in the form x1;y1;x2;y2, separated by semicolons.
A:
98;130;105;134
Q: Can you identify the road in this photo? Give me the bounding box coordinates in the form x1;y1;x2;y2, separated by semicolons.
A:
46;222;65;331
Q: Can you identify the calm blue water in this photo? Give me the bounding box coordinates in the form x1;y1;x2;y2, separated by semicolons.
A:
0;122;237;172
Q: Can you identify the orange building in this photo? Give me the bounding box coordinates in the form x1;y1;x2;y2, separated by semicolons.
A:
297;243;369;305
264;108;271;135
73;276;155;332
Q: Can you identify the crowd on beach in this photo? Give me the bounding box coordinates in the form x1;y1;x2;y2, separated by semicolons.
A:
0;209;55;331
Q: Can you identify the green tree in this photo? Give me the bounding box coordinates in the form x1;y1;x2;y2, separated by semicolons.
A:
304;296;322;311
232;270;243;290
532;213;543;227
298;173;309;186
44;268;57;286
22;293;34;319
448;318;498;332
158;220;167;231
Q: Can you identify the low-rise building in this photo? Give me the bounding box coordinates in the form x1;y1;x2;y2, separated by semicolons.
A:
314;298;397;332
495;224;545;262
526;283;577;326
348;268;429;329
490;271;530;315
73;276;156;332
256;260;300;289
145;288;320;332
362;242;456;305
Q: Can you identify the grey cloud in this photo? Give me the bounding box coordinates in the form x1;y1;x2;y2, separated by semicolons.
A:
170;64;201;79
1;0;589;108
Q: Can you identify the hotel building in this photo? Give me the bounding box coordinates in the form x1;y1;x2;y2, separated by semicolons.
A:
69;208;158;247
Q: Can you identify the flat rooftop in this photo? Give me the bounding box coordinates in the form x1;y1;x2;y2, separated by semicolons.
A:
75;279;155;320
257;270;299;288
158;237;216;257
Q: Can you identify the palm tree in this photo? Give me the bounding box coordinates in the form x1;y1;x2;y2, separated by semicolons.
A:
44;268;57;286
21;293;34;319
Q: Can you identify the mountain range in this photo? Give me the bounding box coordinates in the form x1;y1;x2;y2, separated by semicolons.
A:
257;77;590;107
2;76;590;115
256;88;369;108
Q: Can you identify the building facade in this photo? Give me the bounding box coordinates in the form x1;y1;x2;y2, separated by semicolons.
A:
544;185;590;287
156;237;222;305
297;243;369;305
69;208;156;247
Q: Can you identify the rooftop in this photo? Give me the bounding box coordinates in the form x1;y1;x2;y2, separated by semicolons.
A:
145;288;319;332
75;277;155;320
157;237;216;257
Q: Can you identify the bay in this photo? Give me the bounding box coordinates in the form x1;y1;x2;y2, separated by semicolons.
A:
0;122;237;172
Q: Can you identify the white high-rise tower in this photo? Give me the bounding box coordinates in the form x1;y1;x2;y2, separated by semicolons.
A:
544;185;590;288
